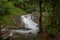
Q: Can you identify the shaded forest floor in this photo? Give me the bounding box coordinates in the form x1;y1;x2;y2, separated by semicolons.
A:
8;32;59;40
1;28;59;40
38;32;58;40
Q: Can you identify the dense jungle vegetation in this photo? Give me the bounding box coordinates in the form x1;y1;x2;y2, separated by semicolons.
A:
0;0;60;40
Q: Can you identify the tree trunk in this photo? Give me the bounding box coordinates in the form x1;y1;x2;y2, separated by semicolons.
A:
39;0;43;32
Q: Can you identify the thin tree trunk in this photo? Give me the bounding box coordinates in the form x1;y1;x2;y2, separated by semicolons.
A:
39;0;43;32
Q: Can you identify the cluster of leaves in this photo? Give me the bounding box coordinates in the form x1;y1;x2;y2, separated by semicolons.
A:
0;0;27;16
0;0;39;25
0;0;39;17
8;0;39;13
42;0;59;36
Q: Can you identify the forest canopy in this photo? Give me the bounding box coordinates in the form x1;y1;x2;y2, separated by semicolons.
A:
0;0;39;16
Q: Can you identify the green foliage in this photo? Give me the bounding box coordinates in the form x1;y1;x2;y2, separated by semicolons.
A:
0;16;11;25
42;0;59;36
9;0;39;13
0;0;39;26
9;7;26;15
0;0;39;16
0;1;14;16
47;28;58;36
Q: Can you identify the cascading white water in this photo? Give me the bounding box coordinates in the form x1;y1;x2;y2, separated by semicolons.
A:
1;14;39;39
1;14;39;35
14;14;39;34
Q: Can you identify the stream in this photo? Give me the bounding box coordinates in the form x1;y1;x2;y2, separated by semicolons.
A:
14;14;39;34
1;14;39;37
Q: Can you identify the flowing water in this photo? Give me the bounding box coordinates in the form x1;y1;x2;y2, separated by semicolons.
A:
1;14;39;36
14;14;39;35
1;14;39;40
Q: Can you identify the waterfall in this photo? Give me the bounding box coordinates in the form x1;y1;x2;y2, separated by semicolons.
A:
1;14;39;35
14;14;39;34
1;14;39;40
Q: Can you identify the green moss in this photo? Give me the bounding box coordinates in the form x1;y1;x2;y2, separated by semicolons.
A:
9;7;26;16
0;16;11;25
